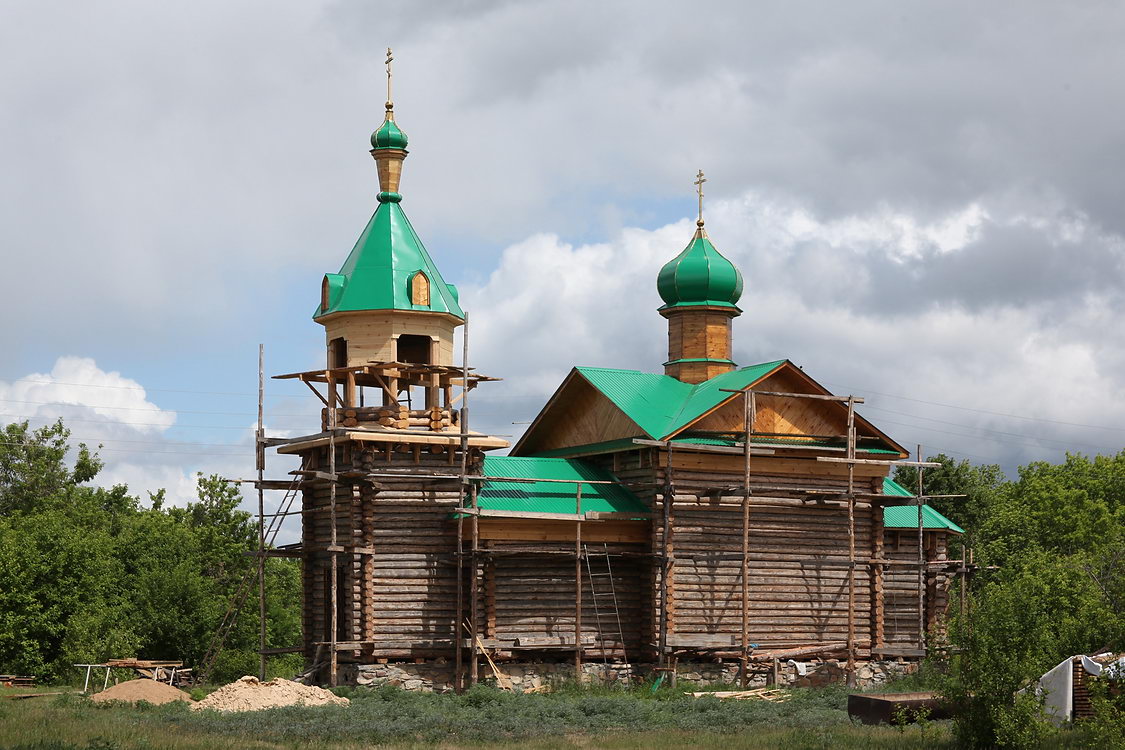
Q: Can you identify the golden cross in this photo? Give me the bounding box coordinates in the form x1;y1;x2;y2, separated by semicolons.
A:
694;169;707;224
385;47;394;106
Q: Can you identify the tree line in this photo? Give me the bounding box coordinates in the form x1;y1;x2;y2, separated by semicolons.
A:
0;419;301;684
0;417;1121;745
894;451;1124;747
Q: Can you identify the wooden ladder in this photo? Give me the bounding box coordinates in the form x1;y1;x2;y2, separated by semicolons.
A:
583;543;627;665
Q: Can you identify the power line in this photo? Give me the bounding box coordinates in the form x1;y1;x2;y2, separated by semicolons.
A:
0;439;248;457
0;398;315;418
861;404;1125;452
826;380;1125;433
2;377;317;400
1;413;308;430
873;414;1119;454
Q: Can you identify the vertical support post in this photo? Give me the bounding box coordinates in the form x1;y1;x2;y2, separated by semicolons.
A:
916;444;926;654
454;318;470;693
469;482;480;686
459;314;481;687
658;443;673;668
739;390;755;687
575;484;583;679
845;396;857;688
454;506;464;693
328;371;339;687
257;344;267;681
871;477;885;649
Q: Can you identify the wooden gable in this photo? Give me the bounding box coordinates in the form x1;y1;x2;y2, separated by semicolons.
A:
674;362;905;454
514;370;645;456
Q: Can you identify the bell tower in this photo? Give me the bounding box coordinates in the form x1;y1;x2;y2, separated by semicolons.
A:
314;49;463;379
656;171;744;384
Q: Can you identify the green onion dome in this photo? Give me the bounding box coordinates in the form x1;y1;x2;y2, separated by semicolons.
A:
371;112;408;150
657;227;743;309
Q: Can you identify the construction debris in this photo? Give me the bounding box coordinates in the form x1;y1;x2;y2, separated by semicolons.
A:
687;688;792;702
90;679;192;705
191;676;349;712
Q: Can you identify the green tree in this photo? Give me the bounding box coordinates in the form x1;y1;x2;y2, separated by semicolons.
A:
0;419;302;683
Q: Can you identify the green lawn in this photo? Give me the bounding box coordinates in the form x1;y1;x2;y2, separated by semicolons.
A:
0;683;1084;750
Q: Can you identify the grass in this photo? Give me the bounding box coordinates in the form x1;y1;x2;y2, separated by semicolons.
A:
0;681;1088;750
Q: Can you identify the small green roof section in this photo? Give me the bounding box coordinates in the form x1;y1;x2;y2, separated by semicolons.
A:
574;360;786;439
657;230;743;311
315;200;464;319
882;477;964;533
476;456;648;515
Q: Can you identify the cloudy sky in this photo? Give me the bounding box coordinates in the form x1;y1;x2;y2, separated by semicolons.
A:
3;1;1124;535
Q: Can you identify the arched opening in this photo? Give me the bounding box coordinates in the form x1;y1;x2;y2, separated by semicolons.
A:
396;334;431;365
321;276;331;313
410;271;430;306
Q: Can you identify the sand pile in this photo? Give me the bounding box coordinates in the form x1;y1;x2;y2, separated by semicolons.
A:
91;679;192;705
191;676;349;712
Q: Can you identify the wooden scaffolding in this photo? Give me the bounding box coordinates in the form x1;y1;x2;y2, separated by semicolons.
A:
200;334;973;689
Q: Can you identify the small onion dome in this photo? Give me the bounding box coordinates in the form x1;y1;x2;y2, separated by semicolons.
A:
657;227;743;309
371;114;408;150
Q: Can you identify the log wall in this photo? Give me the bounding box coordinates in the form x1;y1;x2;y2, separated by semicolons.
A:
301;443;472;660
883;530;952;647
296;441;953;671
653;462;883;652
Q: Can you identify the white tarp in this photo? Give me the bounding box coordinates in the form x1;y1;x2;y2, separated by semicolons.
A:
1033;653;1118;725
1036;658;1073;726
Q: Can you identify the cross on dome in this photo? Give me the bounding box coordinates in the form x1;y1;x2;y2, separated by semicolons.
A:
694;169;707;227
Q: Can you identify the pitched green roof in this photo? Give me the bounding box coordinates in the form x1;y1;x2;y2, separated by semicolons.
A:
574;360;786;439
315;200;464;319
476;456;648;515
882;477;964;532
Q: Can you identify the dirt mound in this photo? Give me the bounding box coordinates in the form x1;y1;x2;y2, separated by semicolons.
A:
91;679;192;705
191;676;349;712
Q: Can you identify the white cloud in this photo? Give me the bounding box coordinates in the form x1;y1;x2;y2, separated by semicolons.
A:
463;191;1125;471
0;356;175;433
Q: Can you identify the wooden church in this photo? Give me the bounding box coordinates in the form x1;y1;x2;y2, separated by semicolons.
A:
270;65;964;689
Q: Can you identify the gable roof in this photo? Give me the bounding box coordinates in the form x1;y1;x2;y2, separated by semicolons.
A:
513;359;908;457
881;477;965;533
476;456;648;515
574;360;786;440
315;200;464;320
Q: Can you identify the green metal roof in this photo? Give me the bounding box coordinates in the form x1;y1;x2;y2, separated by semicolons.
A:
881;478;964;532
657;231;743;310
371;115;408;150
315;199;464;320
476;456;648;515
882;477;914;497
574;360;786;440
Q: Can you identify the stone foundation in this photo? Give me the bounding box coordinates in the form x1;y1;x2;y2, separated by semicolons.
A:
343;659;917;693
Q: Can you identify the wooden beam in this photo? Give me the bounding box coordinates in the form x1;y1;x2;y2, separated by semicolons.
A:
845;396;856;688
720;388;866;404
817;457;942;467
574;485;583;678
633;438;775;456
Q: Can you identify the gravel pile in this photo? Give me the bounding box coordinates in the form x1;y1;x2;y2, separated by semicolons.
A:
191;675;349;713
91;679;192;705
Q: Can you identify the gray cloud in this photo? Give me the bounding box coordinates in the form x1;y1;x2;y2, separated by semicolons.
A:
3;1;1125;481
